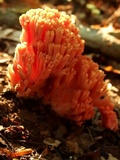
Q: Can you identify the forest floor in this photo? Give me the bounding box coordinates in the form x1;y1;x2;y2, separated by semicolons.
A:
0;0;120;160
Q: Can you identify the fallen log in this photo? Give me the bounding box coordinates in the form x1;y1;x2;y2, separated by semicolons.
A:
79;24;120;61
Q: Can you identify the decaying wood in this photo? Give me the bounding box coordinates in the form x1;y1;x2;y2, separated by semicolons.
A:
79;24;120;61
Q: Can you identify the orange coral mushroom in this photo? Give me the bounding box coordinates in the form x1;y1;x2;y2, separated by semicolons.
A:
7;7;118;131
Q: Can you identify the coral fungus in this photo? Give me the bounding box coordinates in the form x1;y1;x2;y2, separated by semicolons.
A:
7;7;118;131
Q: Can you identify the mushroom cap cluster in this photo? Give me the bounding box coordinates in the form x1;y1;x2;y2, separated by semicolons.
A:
7;7;118;130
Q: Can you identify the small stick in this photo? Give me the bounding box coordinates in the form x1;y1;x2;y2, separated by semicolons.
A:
0;133;14;151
